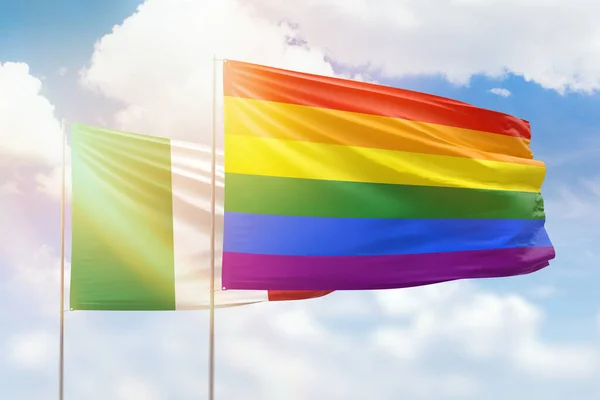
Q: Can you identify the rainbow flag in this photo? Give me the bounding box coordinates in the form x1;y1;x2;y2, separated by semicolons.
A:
221;60;555;291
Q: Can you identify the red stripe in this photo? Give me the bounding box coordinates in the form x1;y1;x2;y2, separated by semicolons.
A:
223;60;531;140
267;290;333;301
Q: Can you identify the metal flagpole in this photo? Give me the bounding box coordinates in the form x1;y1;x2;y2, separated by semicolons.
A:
208;55;218;400
59;119;67;400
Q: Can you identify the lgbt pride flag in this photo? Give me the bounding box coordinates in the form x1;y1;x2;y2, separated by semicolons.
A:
221;60;555;291
69;124;330;310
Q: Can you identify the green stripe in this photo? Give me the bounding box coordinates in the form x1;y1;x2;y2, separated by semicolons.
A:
70;124;176;310
224;173;546;220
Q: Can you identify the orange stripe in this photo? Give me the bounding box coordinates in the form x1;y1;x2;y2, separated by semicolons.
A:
223;60;532;140
224;97;539;166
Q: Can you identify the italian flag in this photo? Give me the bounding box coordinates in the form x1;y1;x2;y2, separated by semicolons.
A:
69;124;330;310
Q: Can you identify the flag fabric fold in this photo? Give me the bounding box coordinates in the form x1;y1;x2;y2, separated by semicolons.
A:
221;60;555;291
69;123;330;310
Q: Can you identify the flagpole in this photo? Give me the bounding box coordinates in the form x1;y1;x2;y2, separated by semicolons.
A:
59;119;66;400
208;55;218;400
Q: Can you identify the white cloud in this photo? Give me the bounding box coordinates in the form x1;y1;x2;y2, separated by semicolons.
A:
14;245;60;286
0;62;62;164
515;340;597;380
6;331;53;370
6;244;70;316
0;61;65;203
548;183;600;220
251;0;600;93
80;0;359;146
543;177;600;272
271;308;326;340
34;152;71;202
436;374;480;398
115;377;163;400
372;282;597;380
0;181;21;195
489;87;512;97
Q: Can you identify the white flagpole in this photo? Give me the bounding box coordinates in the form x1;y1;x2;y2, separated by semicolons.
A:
59;119;66;400
208;55;218;400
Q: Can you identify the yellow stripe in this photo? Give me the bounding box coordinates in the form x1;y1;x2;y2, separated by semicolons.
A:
224;96;539;165
225;135;546;193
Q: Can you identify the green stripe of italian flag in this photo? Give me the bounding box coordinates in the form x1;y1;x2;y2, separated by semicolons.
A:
69;123;330;310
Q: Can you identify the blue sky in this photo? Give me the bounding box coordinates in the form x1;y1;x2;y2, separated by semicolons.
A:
2;0;600;399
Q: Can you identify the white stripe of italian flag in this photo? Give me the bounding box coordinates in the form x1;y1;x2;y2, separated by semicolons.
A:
69;124;330;310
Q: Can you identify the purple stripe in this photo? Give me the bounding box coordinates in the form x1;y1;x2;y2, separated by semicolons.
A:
222;246;555;290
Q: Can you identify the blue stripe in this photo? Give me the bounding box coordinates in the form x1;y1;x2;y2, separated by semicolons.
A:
223;212;552;256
